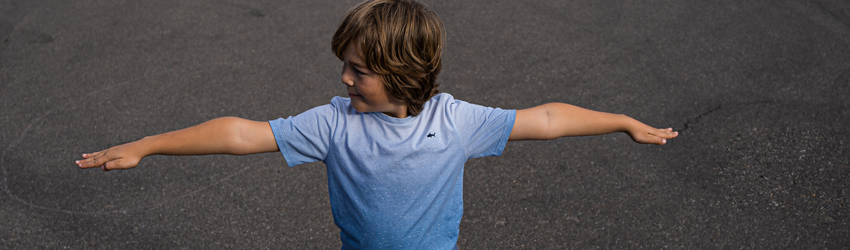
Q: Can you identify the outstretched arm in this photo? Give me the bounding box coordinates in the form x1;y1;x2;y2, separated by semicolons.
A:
508;103;678;144
76;117;278;171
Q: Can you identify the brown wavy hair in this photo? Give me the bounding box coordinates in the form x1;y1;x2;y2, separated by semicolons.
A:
332;0;445;117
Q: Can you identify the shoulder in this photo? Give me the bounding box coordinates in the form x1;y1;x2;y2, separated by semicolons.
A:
419;93;513;124
427;93;509;114
424;93;467;111
319;96;358;117
426;93;456;105
417;93;462;118
330;96;351;110
279;97;350;123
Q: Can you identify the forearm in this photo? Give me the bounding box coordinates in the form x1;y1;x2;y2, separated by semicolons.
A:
543;103;637;138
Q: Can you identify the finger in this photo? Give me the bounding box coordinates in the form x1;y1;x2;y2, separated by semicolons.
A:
654;128;678;139
92;156;104;169
77;159;95;169
644;133;665;145
81;151;101;159
76;158;90;168
656;131;677;144
647;131;668;145
77;155;103;169
665;129;679;138
81;149;114;168
80;151;106;165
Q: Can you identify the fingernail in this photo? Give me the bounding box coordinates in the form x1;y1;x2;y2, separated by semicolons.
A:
662;139;667;144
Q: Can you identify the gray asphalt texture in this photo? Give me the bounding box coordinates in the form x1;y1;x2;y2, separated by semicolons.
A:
2;0;849;249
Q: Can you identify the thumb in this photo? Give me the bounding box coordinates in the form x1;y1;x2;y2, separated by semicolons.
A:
102;158;141;171
637;133;666;145
101;161;115;171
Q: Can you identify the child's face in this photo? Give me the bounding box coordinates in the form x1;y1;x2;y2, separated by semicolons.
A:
340;42;408;118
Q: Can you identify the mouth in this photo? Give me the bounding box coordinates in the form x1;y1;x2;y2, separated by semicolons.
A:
348;93;361;98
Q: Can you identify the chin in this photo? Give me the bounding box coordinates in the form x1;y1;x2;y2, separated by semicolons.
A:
350;102;370;113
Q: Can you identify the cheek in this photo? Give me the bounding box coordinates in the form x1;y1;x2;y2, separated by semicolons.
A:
360;80;383;97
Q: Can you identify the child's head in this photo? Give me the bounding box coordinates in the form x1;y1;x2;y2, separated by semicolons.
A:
332;0;445;117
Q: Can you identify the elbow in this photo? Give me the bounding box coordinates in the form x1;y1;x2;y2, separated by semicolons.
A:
216;117;253;155
542;103;559;140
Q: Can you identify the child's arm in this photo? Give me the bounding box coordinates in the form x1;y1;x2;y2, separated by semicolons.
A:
76;117;278;171
508;103;678;144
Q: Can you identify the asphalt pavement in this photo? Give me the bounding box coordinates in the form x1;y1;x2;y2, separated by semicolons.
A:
1;0;848;248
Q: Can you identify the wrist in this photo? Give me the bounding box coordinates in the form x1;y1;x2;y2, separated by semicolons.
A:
618;114;640;134
131;136;159;157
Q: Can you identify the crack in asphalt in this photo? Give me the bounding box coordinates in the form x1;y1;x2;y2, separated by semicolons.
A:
682;100;778;132
682;105;722;132
785;0;850;43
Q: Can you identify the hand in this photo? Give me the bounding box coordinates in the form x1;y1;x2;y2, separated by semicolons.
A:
626;126;679;145
76;143;144;171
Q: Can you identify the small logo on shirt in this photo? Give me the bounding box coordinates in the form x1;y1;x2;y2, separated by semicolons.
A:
427;132;436;138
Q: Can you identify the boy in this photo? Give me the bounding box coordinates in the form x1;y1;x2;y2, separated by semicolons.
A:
77;0;678;249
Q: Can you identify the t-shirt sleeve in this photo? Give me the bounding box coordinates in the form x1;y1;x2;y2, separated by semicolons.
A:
449;100;516;159
268;103;337;167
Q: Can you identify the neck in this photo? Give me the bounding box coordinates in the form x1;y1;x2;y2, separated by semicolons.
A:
382;108;408;118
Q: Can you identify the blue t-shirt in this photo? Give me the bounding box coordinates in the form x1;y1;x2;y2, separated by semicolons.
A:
269;93;515;250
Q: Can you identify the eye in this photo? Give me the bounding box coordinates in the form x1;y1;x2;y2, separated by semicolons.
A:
345;62;366;76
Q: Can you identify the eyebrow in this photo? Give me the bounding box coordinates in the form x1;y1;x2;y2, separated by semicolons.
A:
349;61;372;74
349;60;367;70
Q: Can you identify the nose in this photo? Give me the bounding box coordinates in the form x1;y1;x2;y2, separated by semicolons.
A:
341;67;354;87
